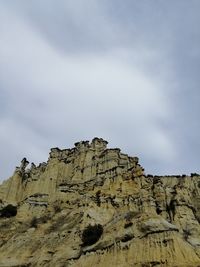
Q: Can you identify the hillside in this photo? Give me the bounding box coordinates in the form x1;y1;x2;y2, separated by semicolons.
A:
0;138;200;267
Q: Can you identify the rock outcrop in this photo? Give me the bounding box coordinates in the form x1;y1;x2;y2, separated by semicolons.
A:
0;138;200;267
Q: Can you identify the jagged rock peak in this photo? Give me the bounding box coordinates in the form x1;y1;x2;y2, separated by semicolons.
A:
49;137;109;159
75;137;108;150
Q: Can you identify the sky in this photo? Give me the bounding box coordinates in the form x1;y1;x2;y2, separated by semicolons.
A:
0;0;200;182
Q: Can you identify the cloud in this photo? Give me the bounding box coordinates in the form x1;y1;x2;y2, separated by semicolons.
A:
0;1;200;181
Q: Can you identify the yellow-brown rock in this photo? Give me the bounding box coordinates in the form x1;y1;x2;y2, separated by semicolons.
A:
0;138;200;266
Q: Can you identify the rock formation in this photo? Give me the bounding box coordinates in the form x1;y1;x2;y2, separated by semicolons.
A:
0;138;200;267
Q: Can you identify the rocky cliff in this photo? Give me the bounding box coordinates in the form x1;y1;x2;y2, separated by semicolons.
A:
0;138;200;267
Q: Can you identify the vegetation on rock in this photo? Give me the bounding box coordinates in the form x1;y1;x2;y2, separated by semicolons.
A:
0;204;17;218
81;224;103;246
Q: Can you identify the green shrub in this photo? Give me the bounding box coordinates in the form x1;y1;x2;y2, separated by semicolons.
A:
30;215;50;228
0;204;17;218
81;224;103;246
30;217;38;228
183;228;191;241
53;202;62;213
124;222;133;228
95;190;101;207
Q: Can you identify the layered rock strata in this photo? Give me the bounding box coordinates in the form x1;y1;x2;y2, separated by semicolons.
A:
0;138;200;267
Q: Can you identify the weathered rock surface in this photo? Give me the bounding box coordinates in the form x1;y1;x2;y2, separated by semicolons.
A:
0;138;200;267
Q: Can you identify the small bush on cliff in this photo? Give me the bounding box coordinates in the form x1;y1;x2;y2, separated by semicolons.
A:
53;201;62;213
30;217;38;228
0;204;17;218
183;226;191;241
30;215;50;228
81;224;103;246
124;222;133;228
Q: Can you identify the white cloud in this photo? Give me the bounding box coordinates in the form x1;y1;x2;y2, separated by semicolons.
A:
2;1;194;181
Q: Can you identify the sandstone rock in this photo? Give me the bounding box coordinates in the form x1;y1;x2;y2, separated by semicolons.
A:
0;138;199;266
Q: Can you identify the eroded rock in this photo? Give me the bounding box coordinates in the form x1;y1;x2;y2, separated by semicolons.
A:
0;138;199;266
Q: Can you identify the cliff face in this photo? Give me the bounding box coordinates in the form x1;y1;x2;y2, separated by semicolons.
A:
0;138;200;267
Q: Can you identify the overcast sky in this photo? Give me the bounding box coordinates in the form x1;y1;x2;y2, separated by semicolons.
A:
0;0;200;182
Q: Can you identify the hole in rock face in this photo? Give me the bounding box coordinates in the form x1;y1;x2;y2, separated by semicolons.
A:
0;204;17;218
156;207;162;215
121;234;133;242
81;224;103;246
